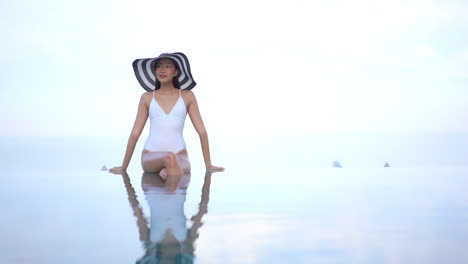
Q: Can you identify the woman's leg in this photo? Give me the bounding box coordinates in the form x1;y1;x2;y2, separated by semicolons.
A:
176;150;191;174
157;150;191;177
141;150;190;190
142;150;182;177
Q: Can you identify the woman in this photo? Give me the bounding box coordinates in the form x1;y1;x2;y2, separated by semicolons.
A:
110;52;223;184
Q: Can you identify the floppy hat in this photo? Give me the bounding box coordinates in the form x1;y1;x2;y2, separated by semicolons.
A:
132;52;196;91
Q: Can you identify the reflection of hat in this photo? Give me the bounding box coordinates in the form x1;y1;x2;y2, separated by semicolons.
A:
136;254;193;264
132;52;196;91
136;243;194;264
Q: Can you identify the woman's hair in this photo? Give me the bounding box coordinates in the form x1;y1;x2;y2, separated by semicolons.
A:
154;58;180;90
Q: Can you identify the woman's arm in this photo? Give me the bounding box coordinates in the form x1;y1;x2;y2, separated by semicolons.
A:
184;170;213;251
185;91;223;171
110;93;149;173
120;172;149;243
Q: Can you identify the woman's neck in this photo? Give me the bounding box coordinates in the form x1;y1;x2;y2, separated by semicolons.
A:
157;84;178;94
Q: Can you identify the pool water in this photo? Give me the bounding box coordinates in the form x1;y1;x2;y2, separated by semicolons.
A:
1;135;467;263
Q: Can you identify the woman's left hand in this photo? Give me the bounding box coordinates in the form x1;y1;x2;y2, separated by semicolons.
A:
206;165;224;172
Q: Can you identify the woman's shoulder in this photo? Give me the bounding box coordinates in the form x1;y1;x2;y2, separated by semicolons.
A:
181;89;196;99
181;89;194;95
181;90;197;106
139;91;153;105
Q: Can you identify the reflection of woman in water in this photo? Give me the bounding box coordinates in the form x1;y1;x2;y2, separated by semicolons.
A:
110;52;223;186
119;171;214;264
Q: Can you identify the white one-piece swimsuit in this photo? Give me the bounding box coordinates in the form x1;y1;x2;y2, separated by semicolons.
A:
143;90;187;153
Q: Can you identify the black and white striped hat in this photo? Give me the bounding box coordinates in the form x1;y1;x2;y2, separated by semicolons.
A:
132;52;196;91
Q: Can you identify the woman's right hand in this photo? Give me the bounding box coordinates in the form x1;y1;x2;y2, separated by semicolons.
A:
109;166;126;174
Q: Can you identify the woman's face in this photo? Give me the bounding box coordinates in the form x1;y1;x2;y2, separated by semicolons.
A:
155;58;178;84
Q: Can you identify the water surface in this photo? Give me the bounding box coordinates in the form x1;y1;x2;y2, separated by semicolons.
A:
1;135;467;263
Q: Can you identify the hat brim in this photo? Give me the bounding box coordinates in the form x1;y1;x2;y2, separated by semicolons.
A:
132;52;196;91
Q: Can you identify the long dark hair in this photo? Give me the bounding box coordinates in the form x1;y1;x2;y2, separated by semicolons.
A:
154;58;180;90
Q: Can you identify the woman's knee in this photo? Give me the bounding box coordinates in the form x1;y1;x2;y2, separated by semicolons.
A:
163;153;178;167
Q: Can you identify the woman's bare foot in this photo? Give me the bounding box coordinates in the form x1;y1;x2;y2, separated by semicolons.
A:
159;168;168;179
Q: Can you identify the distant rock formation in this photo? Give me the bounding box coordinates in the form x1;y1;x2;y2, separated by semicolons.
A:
332;161;343;168
384;162;390;167
101;165;108;171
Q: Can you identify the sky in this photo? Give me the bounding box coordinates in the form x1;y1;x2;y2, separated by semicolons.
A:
1;0;468;137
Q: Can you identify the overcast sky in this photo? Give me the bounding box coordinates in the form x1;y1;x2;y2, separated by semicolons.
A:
1;0;468;137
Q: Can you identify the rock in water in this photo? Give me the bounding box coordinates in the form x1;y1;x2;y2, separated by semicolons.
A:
384;162;390;167
332;161;343;168
101;165;108;171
